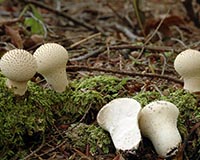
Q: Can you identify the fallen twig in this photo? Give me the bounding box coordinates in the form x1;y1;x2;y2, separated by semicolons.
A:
23;135;45;160
109;44;180;53
138;8;171;58
66;65;183;84
177;122;200;160
69;46;105;62
21;0;98;32
68;32;101;49
0;17;23;26
114;23;138;42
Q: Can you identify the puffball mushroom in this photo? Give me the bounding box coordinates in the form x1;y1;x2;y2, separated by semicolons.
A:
0;49;37;96
33;43;69;92
97;98;142;151
139;100;182;157
174;49;200;93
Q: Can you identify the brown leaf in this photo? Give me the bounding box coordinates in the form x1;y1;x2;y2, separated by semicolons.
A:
5;25;23;48
23;34;44;49
112;153;125;160
144;15;185;36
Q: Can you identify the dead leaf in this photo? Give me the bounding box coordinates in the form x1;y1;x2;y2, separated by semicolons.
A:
23;34;44;49
144;15;185;36
112;153;125;160
5;25;23;48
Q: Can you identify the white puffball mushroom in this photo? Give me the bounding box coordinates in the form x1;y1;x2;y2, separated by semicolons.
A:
174;49;200;93
33;43;69;93
139;100;182;157
97;98;142;151
0;49;37;96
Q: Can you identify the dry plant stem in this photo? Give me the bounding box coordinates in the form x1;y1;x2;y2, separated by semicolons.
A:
68;33;101;49
114;23;138;41
69;46;105;62
24;136;45;160
176;122;200;160
110;44;180;53
138;8;171;58
132;0;145;36
36;140;67;158
66;65;183;84
22;0;98;32
0;17;23;25
106;3;134;29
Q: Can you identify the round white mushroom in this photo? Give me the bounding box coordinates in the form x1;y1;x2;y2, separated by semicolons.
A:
0;49;37;95
174;49;200;93
33;43;69;92
139;100;182;157
97;98;142;151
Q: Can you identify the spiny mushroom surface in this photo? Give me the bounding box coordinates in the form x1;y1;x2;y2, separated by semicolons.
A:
97;98;142;151
0;49;37;95
174;49;200;93
139;100;182;158
33;43;69;92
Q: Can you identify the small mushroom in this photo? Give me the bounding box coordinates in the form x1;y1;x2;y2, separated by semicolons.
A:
0;49;37;95
33;43;69;92
139;100;182;157
97;98;142;151
174;49;200;93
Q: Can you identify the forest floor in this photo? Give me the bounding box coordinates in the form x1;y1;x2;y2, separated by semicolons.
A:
0;0;200;160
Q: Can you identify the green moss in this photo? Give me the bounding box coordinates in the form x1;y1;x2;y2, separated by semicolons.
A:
133;91;161;106
61;75;128;122
66;123;112;155
0;77;59;159
0;74;128;159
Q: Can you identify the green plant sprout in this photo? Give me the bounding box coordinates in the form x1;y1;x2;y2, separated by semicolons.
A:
19;4;47;37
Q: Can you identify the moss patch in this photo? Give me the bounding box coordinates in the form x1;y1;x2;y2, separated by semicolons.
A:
66;123;112;155
0;74;128;159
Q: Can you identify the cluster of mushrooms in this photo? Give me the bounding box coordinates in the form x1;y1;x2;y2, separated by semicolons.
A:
0;44;198;158
97;49;200;158
0;43;69;95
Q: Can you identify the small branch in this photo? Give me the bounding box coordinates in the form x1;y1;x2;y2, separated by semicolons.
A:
23;135;45;160
109;44;180;53
0;17;23;26
69;46;105;62
66;65;183;84
114;23;138;42
21;0;98;32
138;8;171;58
68;32;101;49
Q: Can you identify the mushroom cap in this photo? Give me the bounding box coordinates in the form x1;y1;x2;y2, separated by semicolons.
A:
33;43;68;75
0;49;37;81
174;49;200;92
174;49;200;77
97;98;142;151
139;100;181;157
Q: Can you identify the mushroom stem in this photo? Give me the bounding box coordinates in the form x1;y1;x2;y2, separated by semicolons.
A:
139;100;181;157
43;69;68;93
149;123;181;157
183;77;200;92
6;79;28;96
